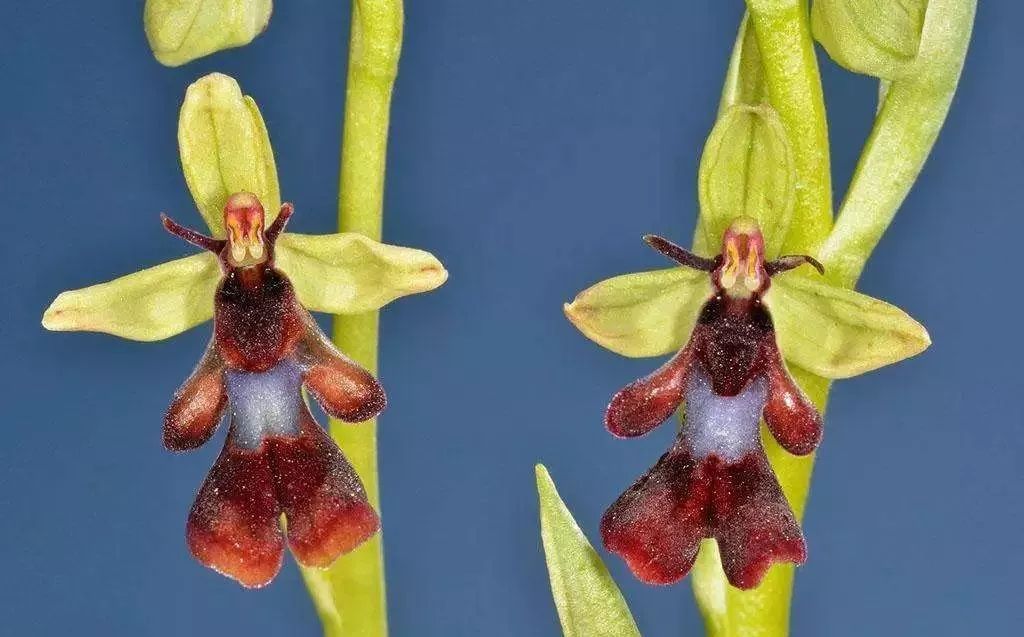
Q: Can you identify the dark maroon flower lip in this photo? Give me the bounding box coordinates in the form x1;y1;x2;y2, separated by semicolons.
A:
164;197;386;587
601;222;822;589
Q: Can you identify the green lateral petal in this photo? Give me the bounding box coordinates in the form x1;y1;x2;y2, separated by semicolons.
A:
698;103;795;259
275;233;447;314
179;73;281;236
536;465;641;637
564;267;711;358
144;0;273;67
811;0;926;80
42;253;219;342
765;273;930;379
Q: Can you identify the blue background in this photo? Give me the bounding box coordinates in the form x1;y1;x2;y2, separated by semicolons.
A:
1;1;1019;635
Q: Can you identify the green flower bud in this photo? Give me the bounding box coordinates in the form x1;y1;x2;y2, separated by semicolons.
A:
811;0;927;79
698;104;795;259
144;0;273;67
178;73;280;237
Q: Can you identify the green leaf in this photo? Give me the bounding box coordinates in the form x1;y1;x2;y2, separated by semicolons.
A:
275;233;447;314
144;0;273;67
811;0;926;79
698;104;795;259
178;73;281;237
564;267;711;358
42;253;219;341
765;273;930;379
536;465;641;637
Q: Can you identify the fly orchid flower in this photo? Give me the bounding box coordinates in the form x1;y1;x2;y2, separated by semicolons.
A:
600;219;823;589
565;217;929;590
42;73;446;587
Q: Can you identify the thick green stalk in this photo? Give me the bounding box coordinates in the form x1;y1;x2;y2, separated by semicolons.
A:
744;0;833;254
818;0;977;285
691;3;832;636
300;3;403;637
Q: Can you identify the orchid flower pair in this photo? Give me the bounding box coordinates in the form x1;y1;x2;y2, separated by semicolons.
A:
43;73;446;587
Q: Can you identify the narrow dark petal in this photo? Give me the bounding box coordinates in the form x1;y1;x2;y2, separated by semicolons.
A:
643;234;718;271
161;213;226;254
761;341;823;456
270;413;379;567
601;443;711;584
164;341;227;451
186;430;285;588
765;254;824;276
265;202;294;247
712;453;806;590
605;347;693;438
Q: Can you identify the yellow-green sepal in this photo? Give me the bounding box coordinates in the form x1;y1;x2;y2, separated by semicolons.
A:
276;233;447;314
811;0;926;80
536;465;641;637
564;267;711;358
144;0;273;67
766;273;930;379
698;103;795;259
42;253;220;341
178;73;281;237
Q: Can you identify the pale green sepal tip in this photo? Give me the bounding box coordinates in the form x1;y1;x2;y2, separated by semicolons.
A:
698;103;795;259
144;0;273;67
564;267;711;359
811;0;926;80
535;464;641;637
276;233;448;315
766;273;931;379
178;72;281;237
41;253;220;342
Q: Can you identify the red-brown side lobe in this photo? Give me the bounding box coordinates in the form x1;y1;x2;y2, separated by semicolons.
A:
164;341;227;451
269;414;380;567
605;347;694;438
761;341;823;456
186;431;285;588
298;312;386;423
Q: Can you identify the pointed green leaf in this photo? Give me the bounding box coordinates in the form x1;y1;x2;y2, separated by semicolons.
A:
144;0;273;67
765;273;930;379
811;0;926;80
564;267;711;358
178;73;281;237
536;465;641;637
275;233;447;314
698;104;795;259
42;253;219;341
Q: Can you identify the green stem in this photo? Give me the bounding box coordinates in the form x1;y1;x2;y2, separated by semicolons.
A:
744;0;833;255
692;4;832;636
299;3;403;637
818;0;977;286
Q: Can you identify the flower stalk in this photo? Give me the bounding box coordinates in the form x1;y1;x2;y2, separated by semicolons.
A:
690;2;974;636
300;2;404;637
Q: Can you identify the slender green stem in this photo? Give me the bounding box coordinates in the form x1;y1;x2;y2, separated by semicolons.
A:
818;0;977;286
299;3;403;637
691;4;832;636
744;0;833;255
